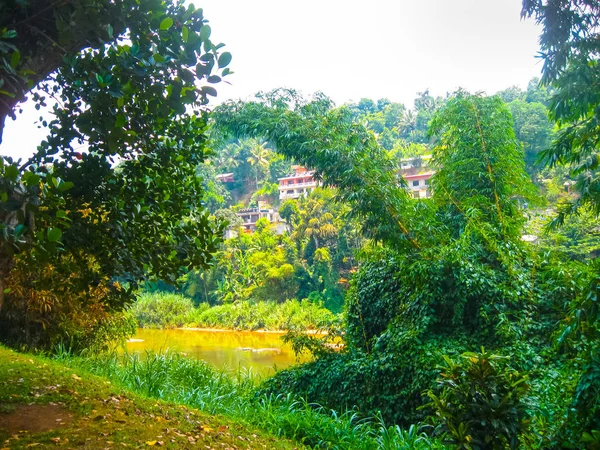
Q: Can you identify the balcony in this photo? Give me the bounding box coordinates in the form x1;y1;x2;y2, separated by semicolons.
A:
279;181;317;189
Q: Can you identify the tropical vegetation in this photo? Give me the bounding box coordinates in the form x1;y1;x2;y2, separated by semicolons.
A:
1;0;600;449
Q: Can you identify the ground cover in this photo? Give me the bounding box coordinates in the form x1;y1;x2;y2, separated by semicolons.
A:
0;346;301;449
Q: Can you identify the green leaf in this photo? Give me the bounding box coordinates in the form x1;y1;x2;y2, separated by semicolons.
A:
47;227;63;242
207;75;221;83
160;17;174;31
115;114;127;128
218;52;232;69
200;25;211;42
14;224;25;238
4;164;18;181
10;50;20;68
21;172;40;186
58;181;74;192
182;26;189;43
56;210;68;219
201;86;217;97
153;53;165;63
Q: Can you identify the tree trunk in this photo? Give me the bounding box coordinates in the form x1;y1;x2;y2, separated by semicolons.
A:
0;275;4;315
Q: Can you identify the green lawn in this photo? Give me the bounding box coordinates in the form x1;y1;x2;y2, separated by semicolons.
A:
0;346;301;449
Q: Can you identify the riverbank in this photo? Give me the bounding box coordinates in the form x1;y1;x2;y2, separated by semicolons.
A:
129;292;339;331
1;346;445;449
0;346;301;449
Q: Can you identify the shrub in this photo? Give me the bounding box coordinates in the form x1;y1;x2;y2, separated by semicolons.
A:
0;254;136;352
190;298;336;330
128;292;200;329
130;292;337;331
422;349;530;449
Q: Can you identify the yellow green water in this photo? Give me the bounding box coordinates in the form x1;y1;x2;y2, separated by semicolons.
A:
125;328;307;376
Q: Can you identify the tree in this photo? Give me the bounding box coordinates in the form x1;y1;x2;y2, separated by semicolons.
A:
522;0;600;217
507;99;553;174
212;90;429;252
0;0;231;344
429;93;537;242
522;1;600;436
496;85;525;103
246;138;273;188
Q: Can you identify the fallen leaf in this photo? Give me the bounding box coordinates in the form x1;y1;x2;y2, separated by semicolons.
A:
71;374;81;381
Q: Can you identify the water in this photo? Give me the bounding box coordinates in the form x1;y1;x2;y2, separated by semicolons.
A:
125;328;307;376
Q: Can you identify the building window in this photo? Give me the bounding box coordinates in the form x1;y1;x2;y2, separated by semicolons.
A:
412;180;419;187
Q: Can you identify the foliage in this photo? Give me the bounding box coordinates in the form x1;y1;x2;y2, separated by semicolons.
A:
525;207;600;261
213;90;438;253
507;99;553;174
522;0;600;218
257;91;587;444
429;92;538;242
0;0;230;349
127;291;208;329
0;252;136;352
423;349;530;449
56;348;449;449
131;291;337;331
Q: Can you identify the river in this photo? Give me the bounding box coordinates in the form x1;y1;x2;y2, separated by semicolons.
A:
125;328;307;376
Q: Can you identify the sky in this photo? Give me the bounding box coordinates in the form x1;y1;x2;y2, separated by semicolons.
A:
1;0;542;160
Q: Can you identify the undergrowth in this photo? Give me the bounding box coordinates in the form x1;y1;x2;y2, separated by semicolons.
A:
130;292;337;331
57;348;448;449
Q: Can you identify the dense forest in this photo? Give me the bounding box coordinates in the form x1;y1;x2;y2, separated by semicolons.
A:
1;0;600;448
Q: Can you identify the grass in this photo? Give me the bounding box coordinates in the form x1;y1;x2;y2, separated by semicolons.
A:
0;346;301;449
52;348;449;449
130;292;338;331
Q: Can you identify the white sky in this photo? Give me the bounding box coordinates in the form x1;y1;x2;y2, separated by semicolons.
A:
1;0;542;161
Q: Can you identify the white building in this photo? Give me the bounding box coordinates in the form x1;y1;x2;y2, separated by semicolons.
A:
278;166;319;200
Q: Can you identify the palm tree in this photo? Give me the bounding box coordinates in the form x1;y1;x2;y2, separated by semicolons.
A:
218;140;242;172
246;138;272;188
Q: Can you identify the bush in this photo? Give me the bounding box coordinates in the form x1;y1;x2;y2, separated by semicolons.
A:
422;349;530;449
190;298;337;330
0;254;136;353
130;292;337;331
128;292;205;329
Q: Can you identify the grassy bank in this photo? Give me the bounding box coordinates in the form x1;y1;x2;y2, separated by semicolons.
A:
130;292;338;331
52;349;447;449
0;346;300;449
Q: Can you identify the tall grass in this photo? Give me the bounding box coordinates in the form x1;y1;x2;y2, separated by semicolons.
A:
128;292;209;329
63;350;447;449
130;292;337;331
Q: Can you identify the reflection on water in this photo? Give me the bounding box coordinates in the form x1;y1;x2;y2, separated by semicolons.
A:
125;328;308;376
